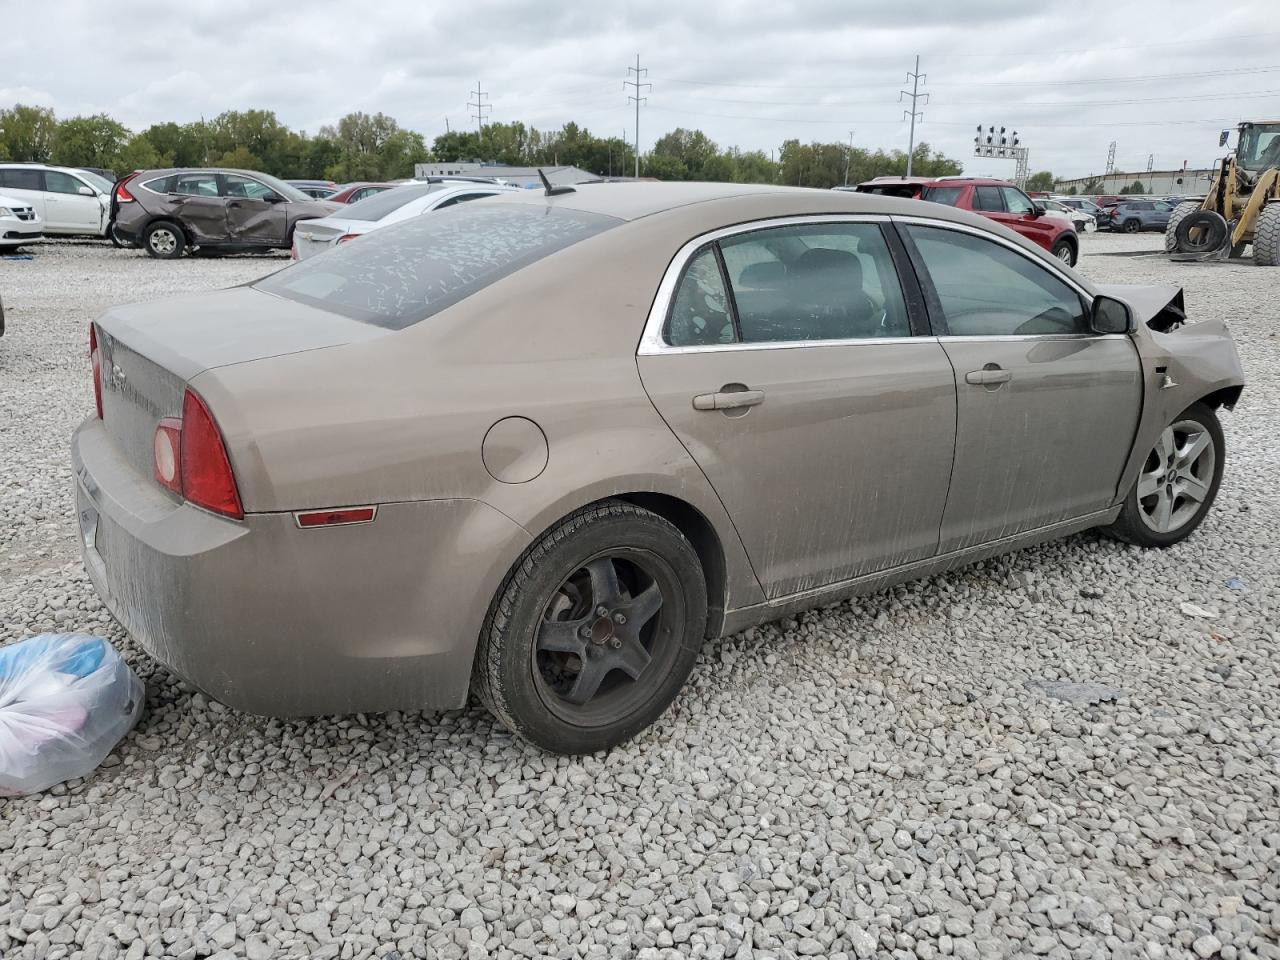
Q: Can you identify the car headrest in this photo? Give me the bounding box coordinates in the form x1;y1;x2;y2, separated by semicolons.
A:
791;247;863;286
737;260;787;288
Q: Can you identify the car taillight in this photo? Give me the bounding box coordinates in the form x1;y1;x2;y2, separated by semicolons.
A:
89;323;103;419
337;234;360;244
115;177;136;203
151;389;244;519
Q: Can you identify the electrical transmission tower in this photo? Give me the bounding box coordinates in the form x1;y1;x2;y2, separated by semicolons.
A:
1146;154;1154;172
468;82;491;134
899;56;928;177
624;55;651;179
1105;141;1117;174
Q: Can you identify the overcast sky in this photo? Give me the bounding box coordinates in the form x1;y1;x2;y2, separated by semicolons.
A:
5;0;1277;179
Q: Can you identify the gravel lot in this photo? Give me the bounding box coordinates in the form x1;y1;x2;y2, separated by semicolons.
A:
2;234;1278;960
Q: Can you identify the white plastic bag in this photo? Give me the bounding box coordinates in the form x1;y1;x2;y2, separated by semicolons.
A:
0;633;144;796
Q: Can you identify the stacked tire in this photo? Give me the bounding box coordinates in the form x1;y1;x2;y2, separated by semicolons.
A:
1164;201;1203;252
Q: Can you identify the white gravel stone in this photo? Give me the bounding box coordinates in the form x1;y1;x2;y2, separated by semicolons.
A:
2;234;1279;960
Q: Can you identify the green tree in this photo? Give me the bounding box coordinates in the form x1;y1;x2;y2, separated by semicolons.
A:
52;114;131;170
643;154;688;181
0;104;57;161
1120;179;1146;195
652;127;718;178
215;145;265;171
115;133;163;172
431;129;483;163
143;121;210;167
1081;180;1105;195
1025;170;1056;192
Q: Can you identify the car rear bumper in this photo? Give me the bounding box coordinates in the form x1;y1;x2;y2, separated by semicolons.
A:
72;416;531;717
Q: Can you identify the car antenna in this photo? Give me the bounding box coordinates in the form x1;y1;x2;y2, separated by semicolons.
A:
538;168;576;197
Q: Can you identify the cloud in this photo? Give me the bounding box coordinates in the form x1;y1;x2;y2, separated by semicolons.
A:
7;0;1277;178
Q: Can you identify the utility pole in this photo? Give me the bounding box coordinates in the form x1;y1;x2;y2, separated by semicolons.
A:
843;130;855;186
624;55;650;178
899;56;928;177
445;117;450;133
468;82;491;136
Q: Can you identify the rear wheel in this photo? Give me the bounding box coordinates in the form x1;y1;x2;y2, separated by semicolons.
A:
1122;218;1140;234
473;501;707;754
1164;201;1201;252
1254;203;1280;266
1050;238;1077;267
1101;403;1224;548
144;221;185;259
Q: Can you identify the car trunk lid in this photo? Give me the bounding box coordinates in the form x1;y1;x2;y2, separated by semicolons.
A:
94;285;383;482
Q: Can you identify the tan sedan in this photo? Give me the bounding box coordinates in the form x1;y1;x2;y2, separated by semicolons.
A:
73;183;1243;754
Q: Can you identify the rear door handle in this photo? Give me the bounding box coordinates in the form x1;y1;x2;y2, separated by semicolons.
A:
964;368;1012;386
692;388;765;411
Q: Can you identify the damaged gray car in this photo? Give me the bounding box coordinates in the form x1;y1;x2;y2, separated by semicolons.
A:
73;183;1243;754
111;168;339;259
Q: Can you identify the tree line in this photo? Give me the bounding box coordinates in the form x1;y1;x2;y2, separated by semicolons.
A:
0;103;963;188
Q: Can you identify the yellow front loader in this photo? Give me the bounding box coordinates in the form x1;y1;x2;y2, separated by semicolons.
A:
1166;120;1280;265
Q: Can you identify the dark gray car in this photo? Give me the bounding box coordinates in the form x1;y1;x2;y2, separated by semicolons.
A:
1108;200;1175;233
112;168;339;258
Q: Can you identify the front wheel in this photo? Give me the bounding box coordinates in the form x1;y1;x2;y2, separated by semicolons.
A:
1051;238;1077;267
1101;403;1224;548
144;221;185;259
473;501;707;754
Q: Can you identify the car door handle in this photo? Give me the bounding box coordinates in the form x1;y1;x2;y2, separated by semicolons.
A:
964;368;1012;386
692;388;765;411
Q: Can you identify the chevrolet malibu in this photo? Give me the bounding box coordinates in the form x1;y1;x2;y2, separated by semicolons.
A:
73;183;1243;754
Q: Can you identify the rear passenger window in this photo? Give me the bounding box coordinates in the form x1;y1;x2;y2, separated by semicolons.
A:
172;174;219;197
0;169;42;190
667;247;735;346
973;187;1004;212
907;225;1087;336
923;186;964;206
720;222;910;342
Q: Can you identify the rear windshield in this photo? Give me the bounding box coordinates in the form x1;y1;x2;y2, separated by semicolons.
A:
255;203;621;329
341;183;440;222
922;186;965;206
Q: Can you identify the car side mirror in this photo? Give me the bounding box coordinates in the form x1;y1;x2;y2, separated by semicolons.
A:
1091;295;1132;334
1030;203;1045;218
263;194;283;204
78;185;94;196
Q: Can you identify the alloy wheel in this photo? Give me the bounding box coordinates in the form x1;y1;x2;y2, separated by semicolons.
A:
532;552;675;726
149;229;177;255
1136;420;1216;534
1055;245;1073;263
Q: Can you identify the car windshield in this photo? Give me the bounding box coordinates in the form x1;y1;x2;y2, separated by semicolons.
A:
75;170;114;193
255;202;622;329
340;183;441;222
922;186;965;206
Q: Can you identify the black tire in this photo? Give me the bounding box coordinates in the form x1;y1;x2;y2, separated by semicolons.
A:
1175;211;1229;254
1101;402;1224;548
1121;218;1141;234
108;222;129;248
1164;201;1201;252
143;220;185;259
473;500;707;754
1050;238;1077;267
1254;203;1280;266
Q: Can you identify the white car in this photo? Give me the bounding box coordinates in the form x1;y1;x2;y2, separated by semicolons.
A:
0;164;113;238
0;191;42;252
1039;198;1096;233
291;181;520;260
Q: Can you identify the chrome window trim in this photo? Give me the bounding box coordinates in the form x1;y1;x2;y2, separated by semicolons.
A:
638;213;897;356
137;177;173;196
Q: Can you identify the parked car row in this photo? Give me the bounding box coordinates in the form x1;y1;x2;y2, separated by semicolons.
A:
0;163;114;241
853;176;1080;265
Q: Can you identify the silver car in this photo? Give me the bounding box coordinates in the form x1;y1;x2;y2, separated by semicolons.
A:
74;183;1244;754
291;181;519;259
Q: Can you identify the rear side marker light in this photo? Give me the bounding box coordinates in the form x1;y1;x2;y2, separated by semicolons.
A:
295;507;377;528
89;323;103;419
336;234;360;244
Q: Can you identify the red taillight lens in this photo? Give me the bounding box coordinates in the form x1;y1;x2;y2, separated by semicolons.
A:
90;323;103;419
153;418;182;495
180;389;243;519
336;233;360;244
115;177;136;203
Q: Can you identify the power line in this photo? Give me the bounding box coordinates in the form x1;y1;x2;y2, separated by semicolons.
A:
675;88;1280;109
899;56;927;176
624;54;651;178
467;82;491;133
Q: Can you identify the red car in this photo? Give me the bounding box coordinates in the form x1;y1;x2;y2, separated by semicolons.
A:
324;182;398;204
856;176;1079;266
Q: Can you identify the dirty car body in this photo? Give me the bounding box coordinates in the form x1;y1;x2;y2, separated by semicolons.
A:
73;183;1244;753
